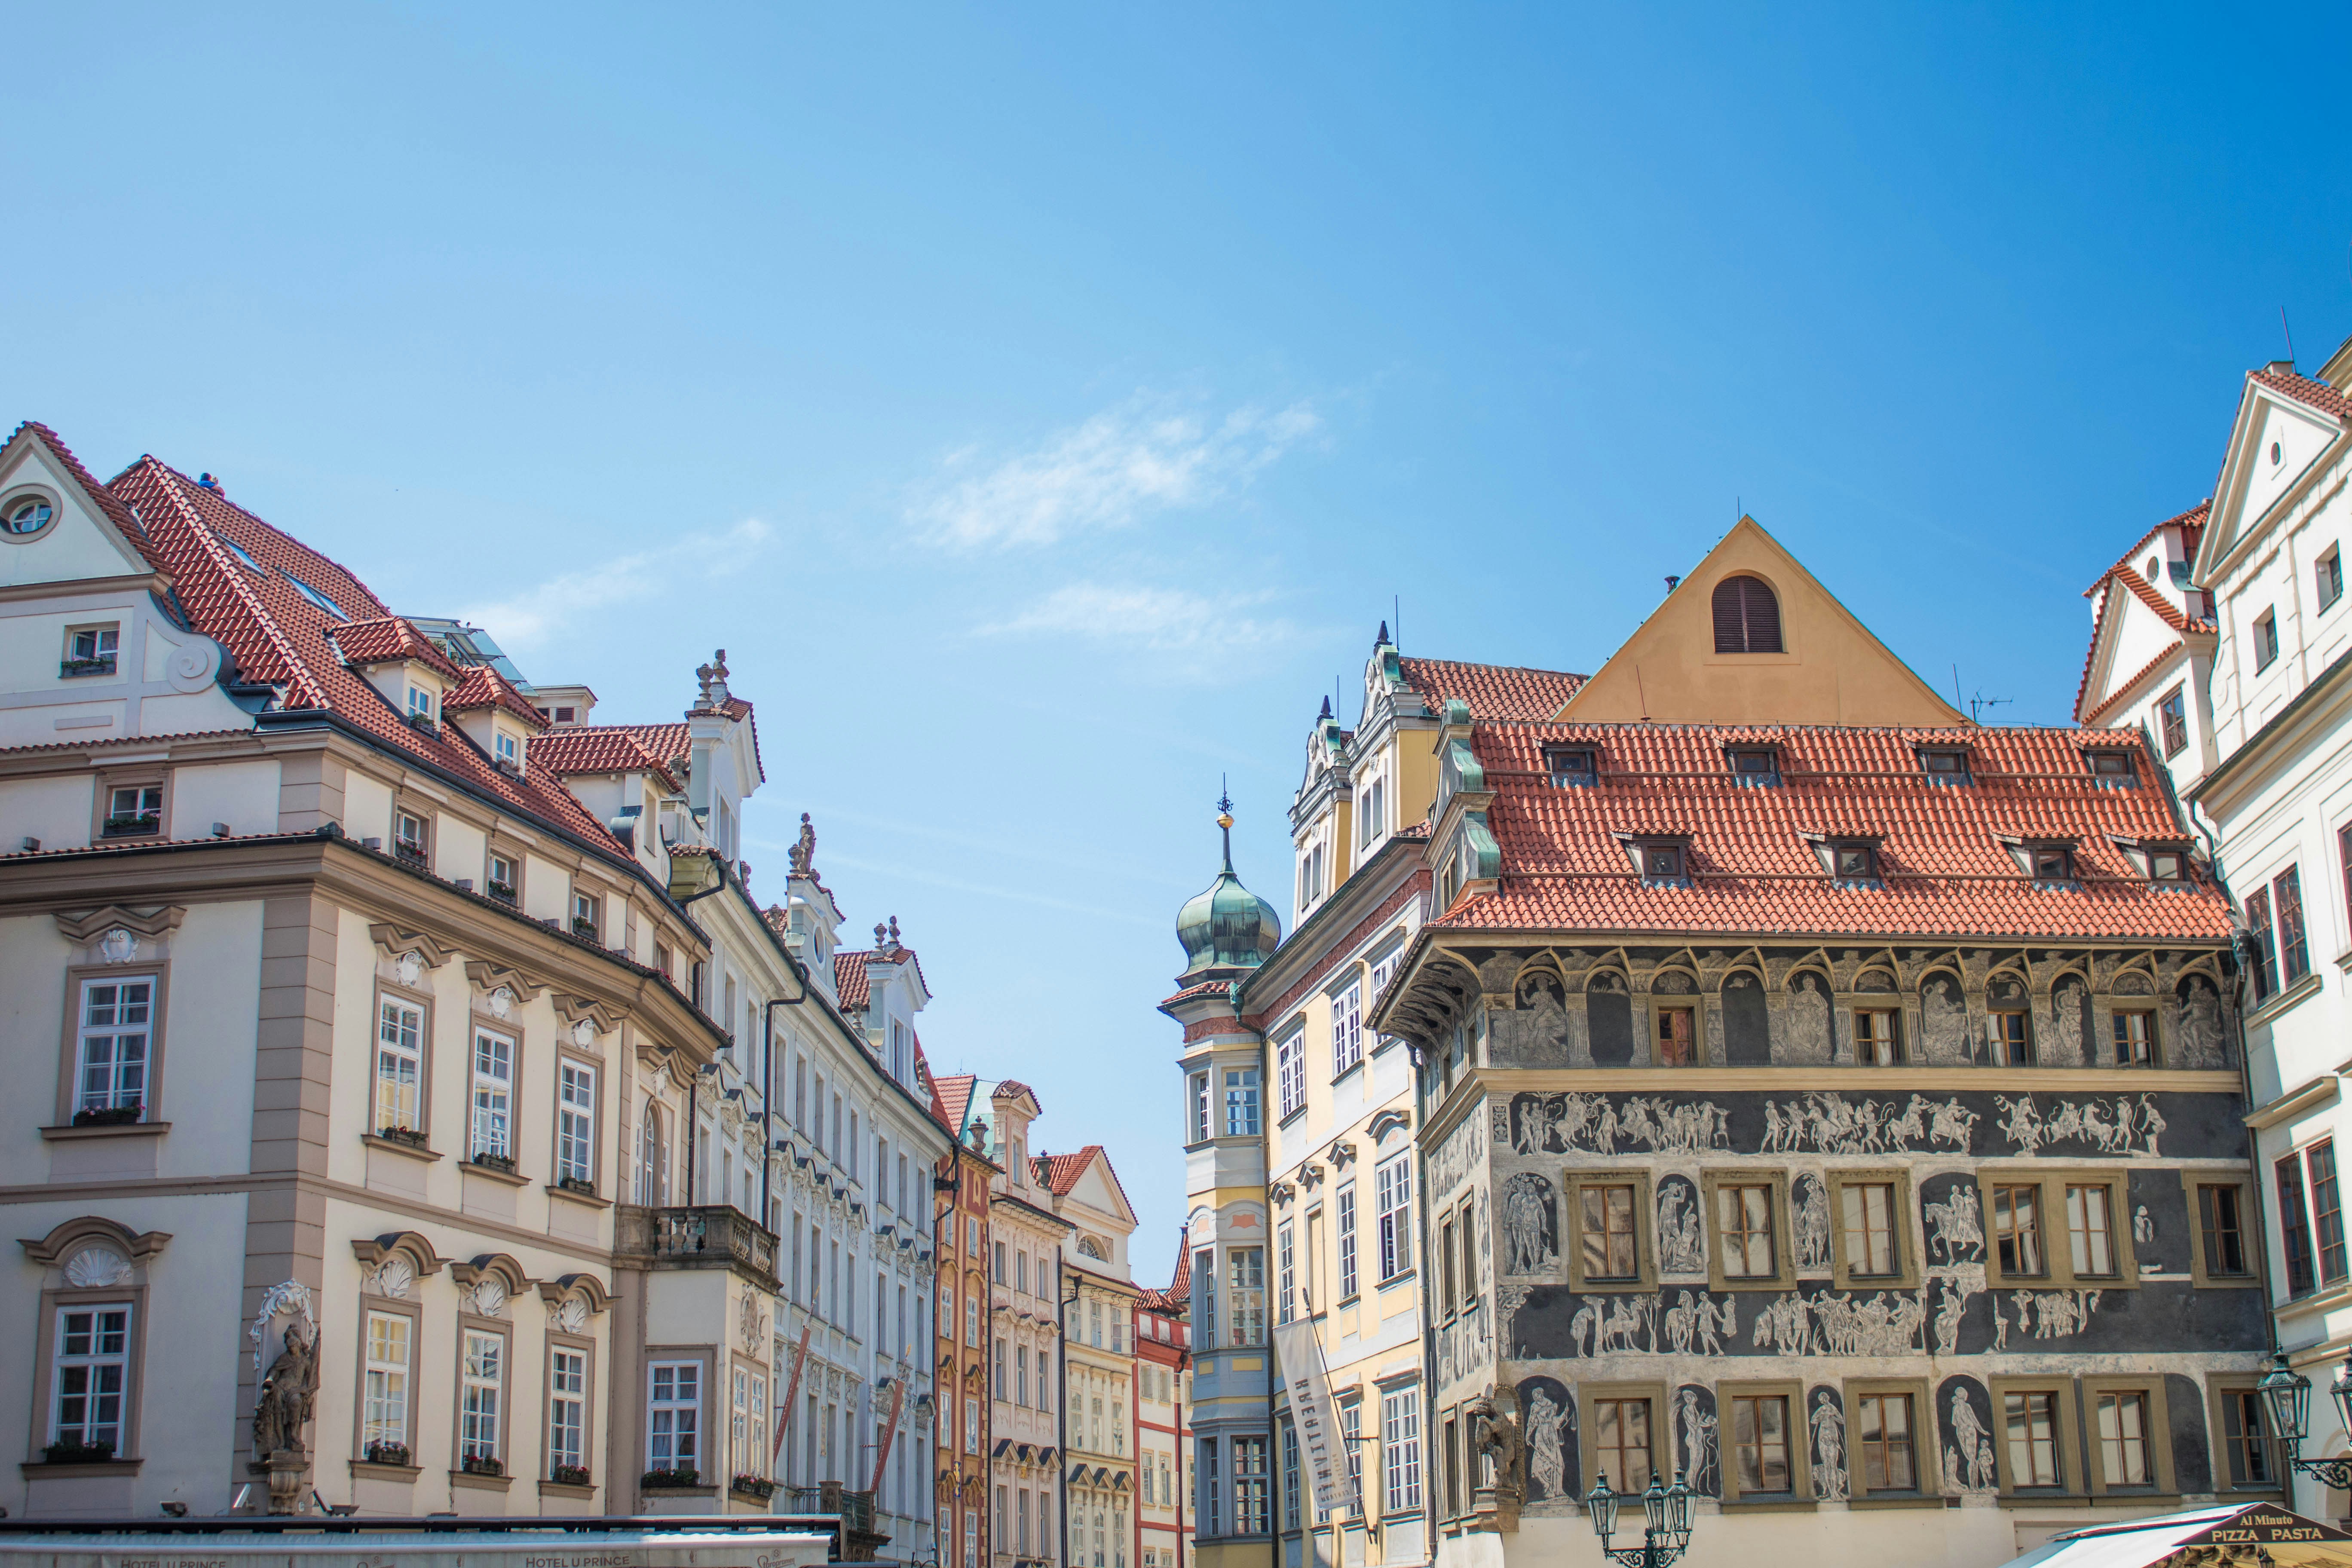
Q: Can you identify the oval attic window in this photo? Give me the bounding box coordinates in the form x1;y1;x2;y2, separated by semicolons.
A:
2;495;53;536
2272;440;2284;465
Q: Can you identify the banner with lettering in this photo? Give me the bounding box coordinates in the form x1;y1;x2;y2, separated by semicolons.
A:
1271;1320;1357;1516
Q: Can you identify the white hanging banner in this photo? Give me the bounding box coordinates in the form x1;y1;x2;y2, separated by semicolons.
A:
1273;1320;1358;1516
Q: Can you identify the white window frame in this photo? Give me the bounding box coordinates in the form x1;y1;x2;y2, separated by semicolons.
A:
549;1346;586;1474
1382;1387;1422;1513
362;1309;409;1454
1338;1185;1360;1299
1333;982;1364;1076
50;1303;132;1452
1276;1032;1305;1121
1223;1067;1259;1138
471;1029;513;1159
375;997;422;1136
406;685;434;722
459;1329;503;1464
557;1060;596;1185
69;624;120;663
494;729;519;765
648;1360;701;1471
76;977;152;1118
1375;1155;1414;1282
1190;1072;1211;1144
1277;1222;1296;1326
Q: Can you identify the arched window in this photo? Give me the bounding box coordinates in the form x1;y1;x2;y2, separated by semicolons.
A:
1712;574;1783;653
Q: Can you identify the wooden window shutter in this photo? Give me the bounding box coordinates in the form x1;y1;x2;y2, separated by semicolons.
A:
1712;576;1782;653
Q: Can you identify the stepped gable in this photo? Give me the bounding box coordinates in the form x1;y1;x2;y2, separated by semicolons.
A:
104;457;629;860
1397;655;1586;722
1435;720;2236;940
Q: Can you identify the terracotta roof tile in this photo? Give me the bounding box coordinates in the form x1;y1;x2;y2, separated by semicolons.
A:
103;458;634;864
443;664;552;729
835;950;870;1012
2084;501;2210;598
2082;640;2187;725
331;616;462;679
934;1072;977;1136
1433;721;2233;942
1139;1226;1191;1313
528;727;686;793
1398;656;1586;722
2252;366;2352;425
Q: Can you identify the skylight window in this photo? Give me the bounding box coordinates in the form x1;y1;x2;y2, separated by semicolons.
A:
214;531;263;573
2085;750;2139;787
1918;747;1971;784
284;571;346;620
1727;747;1781;786
1544;746;1596;787
2031;846;2075;883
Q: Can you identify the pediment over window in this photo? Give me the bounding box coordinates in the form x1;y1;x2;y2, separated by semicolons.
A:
369;923;458;969
462;959;546;1002
55;905;186;942
21;1214;172;1265
352;1230;452;1278
553;992;631;1035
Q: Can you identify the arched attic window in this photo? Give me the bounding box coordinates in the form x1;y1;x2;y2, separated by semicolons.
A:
1712;575;1783;653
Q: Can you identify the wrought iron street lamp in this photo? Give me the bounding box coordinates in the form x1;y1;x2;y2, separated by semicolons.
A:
1585;1470;1697;1567
2258;1348;2352;1491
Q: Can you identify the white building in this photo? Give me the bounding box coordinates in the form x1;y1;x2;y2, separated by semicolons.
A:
2075;501;2219;797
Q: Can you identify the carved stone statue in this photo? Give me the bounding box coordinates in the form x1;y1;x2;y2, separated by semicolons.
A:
1469;1383;1525;1501
252;1320;319;1461
789;813;817;876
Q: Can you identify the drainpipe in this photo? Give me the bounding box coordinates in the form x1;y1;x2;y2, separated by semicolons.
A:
764;980;812;1228
1061;1265;1075;1568
1409;1035;1439;1568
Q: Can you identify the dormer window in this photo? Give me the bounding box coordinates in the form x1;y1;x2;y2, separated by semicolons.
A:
494;730;520;769
1623;838;1690;885
406;686;435;727
2085;749;2138;787
2012;844;2075;885
1545;747;1597;787
1918;747;1971;784
1832;843;1877;883
1727;747;1780;786
2147;847;2188;882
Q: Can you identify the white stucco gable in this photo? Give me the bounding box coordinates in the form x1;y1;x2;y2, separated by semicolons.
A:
2196;371;2349;584
0;427;161;590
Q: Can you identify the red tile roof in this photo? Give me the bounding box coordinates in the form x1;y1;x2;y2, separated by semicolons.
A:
528;727;686;793
1139;1226;1191;1313
990;1079;1038;1109
104;457;635;865
2082;640;2187;725
443;663;551;729
331;616;461;678
934;1072;977;1136
2084;502;2210;597
1399;656;1586;722
2252;366;2352;425
1431;721;2233;941
834;950;870;1012
1034;1145;1136;1232
914;1040;954;1133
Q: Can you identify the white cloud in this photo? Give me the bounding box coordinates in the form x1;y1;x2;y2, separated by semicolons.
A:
913;395;1320;550
455;518;772;652
980;581;1299;651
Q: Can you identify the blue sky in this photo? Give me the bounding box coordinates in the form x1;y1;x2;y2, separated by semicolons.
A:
11;4;2352;1257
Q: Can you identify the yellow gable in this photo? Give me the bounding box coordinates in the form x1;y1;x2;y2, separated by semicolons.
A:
1558;516;1963;726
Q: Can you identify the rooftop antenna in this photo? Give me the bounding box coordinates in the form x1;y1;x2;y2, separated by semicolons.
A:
2283;305;2297;365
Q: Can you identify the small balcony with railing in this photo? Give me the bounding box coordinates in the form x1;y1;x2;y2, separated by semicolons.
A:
614;1205;778;1289
782;1482;889;1559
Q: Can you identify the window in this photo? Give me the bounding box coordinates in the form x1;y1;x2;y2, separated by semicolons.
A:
2275;867;2311;985
1830;842;1877;882
2112;1010;2154;1067
1638;842;1685;882
2278;1154;2318;1296
1840;1183;1899;1278
2311;1141;2348;1286
103;784;163;836
1580;1183;1640;1283
470;1030;513;1161
2030;845;2075;883
1727;747;1779;785
487;852;517;902
1545;747;1597;787
1438;1214;1457;1315
1987;998;2032;1067
1592;1397;1653;1491
995;1242;1008;1284
362;1310;410;1456
50;1306;130;1453
549;1347;586;1476
1282;1423;1302;1528
1716;1184;1776;1279
1233;1435;1270;1534
406;684;435;723
732;1367;769;1479
558;1061;596;1186
64;624;118;675
2065;1184;2117;1277
1338;1187;1359;1299
75;978;152;1118
1277;1223;1295;1326
2086;750;2138;784
1918;747;1970;783
4;492;56;535
2145;846;2188;882
1711;575;1782;653
393;809;428;865
1224;1068;1259;1137
215;530;262;571
285;571;347;619
1728;1394;1791;1498
1382;1388;1421;1513
1655;1005;1695;1067
2255;609;2280;671
1855;1392;1916;1493
1992;1185;2045;1278
1189;1072;1210;1144
1853;1007;1900;1065
2245;886;2278;1002
2003;1390;2063;1489
572;890;601;942
374;997;422;1135
1333;983;1363;1076
459;1330;503;1464
2089;1388;2153;1488
2321;546;2344;610
2157;686;2188;756
1276;1034;1305;1120
648;1361;701;1472
1227;1248;1265;1347
1375;1155;1414;1281
2217;1386;2275;1488
2195;1182;2253;1280
494;729;519;767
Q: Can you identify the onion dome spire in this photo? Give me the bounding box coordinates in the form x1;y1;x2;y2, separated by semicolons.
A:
1176;786;1281;980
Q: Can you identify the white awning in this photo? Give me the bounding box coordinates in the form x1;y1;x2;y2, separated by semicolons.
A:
2001;1503;2352;1568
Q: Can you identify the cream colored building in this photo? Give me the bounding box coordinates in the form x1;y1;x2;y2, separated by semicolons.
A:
0;424;947;1548
1041;1147;1142;1568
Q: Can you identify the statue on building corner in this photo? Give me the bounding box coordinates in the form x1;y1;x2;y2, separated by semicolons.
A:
251;1318;319;1513
790;813;817;876
1468;1382;1524;1531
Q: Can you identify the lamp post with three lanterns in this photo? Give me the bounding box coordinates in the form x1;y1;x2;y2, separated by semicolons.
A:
2258;1347;2352;1495
1584;1469;1698;1568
